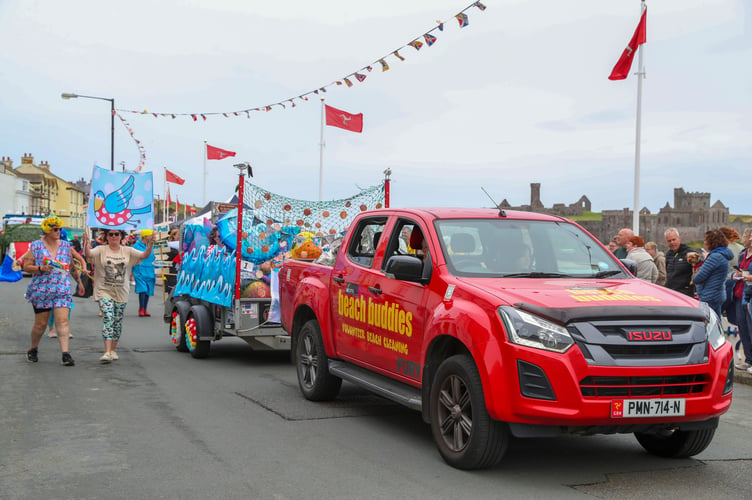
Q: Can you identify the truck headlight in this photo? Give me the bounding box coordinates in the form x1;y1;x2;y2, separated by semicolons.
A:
499;306;574;353
701;302;726;351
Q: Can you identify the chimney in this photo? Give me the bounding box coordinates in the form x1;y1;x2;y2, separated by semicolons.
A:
39;160;50;170
21;153;34;165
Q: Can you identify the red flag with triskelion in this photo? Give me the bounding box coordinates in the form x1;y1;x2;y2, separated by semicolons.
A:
165;169;185;185
609;8;647;81
206;144;237;160
325;105;363;133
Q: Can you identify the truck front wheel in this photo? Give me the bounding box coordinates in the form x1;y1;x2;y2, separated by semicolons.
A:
296;320;342;401
430;355;509;470
634;427;716;458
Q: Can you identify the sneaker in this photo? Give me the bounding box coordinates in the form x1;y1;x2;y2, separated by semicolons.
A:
110;351;119;361
68;332;73;339
747;366;752;374
61;352;75;366
735;361;751;370
27;348;38;363
99;352;113;364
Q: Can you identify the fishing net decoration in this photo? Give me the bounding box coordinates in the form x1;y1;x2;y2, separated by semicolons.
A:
243;181;385;238
216;181;386;264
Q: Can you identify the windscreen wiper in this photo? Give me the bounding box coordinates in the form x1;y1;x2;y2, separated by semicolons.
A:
593;270;623;278
501;272;571;278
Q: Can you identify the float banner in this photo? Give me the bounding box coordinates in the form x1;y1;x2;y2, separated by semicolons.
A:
87;166;154;230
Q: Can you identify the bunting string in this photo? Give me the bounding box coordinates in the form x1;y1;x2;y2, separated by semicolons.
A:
115;111;147;171
117;1;486;119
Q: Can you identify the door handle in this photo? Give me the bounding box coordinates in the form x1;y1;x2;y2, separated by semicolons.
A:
333;276;345;284
368;286;383;295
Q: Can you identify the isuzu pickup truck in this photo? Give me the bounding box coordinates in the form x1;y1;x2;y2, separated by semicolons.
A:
279;208;734;469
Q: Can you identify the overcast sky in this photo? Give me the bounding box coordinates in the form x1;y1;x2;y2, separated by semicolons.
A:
1;0;750;215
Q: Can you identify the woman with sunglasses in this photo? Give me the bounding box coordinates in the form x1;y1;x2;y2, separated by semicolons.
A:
82;228;154;363
23;215;86;366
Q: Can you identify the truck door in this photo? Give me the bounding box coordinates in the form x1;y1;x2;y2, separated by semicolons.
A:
365;218;430;384
330;215;388;363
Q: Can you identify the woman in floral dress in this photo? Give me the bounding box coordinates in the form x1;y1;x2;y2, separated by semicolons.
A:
23;216;86;366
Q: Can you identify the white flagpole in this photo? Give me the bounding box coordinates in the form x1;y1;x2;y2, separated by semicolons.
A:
632;0;646;236
163;167;167;224
319;98;325;202
203;141;207;206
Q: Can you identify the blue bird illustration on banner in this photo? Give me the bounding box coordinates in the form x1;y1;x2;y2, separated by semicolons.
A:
87;166;154;230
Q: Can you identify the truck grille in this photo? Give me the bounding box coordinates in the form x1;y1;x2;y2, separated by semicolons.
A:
601;344;693;359
580;374;709;398
569;319;707;367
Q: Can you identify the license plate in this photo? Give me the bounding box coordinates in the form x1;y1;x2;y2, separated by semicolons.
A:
611;398;685;418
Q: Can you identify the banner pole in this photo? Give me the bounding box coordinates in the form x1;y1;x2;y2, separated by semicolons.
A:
203;141;207;207
319;98;325;202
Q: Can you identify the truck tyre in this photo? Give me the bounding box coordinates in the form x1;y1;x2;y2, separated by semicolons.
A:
170;301;191;352
634;427;716;458
296;319;342;401
429;355;509;470
186;305;212;359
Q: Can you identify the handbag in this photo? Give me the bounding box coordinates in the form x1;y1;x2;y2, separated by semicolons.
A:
76;272;94;298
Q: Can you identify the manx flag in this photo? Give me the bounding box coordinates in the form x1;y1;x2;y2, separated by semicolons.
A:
207;144;236;160
325;104;363;133
609;8;647;81
165;168;185;185
87;166;154;230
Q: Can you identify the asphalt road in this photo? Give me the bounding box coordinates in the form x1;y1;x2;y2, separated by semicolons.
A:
1;281;751;499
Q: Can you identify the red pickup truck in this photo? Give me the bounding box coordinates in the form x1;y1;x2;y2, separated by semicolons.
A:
279;208;733;469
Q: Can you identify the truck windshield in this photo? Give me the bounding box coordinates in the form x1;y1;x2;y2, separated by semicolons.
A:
435;219;628;279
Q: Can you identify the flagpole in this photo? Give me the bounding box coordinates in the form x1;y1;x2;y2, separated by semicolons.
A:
632;0;646;236
319;98;325;202
203;141;207;207
163;166;167;224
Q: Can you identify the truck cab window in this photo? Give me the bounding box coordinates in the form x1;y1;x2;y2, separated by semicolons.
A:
347;217;387;268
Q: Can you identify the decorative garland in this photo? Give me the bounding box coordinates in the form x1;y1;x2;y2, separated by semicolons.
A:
118;1;486;120
115;111;147;171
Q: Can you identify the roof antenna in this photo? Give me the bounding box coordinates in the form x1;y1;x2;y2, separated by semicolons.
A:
481;187;506;217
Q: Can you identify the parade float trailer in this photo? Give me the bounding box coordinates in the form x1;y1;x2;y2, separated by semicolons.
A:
163;163;389;358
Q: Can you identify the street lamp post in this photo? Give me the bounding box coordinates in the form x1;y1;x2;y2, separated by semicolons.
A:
61;92;115;171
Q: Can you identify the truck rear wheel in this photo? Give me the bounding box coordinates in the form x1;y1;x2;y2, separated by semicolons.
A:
429;355;509;470
296;319;342;401
170;301;191;352
634;427;716;458
186;305;212;359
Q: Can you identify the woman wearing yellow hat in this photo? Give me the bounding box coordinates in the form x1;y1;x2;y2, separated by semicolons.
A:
132;229;157;317
23;215;86;366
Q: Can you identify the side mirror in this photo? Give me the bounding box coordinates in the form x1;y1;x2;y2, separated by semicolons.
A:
384;255;424;283
621;258;636;276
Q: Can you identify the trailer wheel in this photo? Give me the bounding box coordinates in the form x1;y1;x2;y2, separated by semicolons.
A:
170;301;191;352
634;427;716;458
296;319;341;401
429;355;509;470
186;305;212;359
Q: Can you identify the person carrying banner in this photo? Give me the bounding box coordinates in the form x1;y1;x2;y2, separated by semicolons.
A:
83;228;154;363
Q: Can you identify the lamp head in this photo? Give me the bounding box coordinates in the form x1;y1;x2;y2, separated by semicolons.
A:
61;93;78;100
